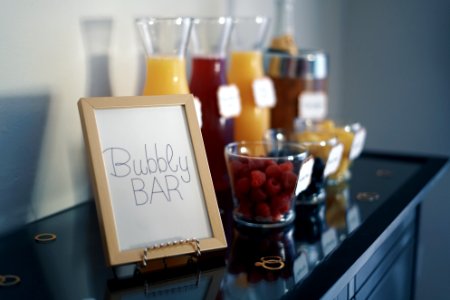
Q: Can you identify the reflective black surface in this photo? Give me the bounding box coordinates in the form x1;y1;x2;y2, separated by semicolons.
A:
0;151;447;300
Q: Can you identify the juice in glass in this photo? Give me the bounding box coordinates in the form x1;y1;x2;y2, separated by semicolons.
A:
190;55;233;191
228;50;270;141
189;17;235;212
136;17;192;96
143;56;189;95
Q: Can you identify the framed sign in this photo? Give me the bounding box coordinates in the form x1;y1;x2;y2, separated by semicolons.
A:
78;95;227;266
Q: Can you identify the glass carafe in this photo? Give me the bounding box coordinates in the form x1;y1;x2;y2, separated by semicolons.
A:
228;17;271;142
136;17;192;95
189;17;235;210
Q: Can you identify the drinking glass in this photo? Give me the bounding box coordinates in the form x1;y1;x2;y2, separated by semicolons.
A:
292;129;343;202
225;141;309;228
296;119;366;184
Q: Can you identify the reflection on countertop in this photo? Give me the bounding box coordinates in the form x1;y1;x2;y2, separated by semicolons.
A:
0;152;446;300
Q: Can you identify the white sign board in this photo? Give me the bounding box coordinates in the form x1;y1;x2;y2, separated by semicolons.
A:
78;95;227;266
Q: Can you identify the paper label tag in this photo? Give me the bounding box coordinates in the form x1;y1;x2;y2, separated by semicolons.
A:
324;143;344;177
293;252;309;283
350;128;367;160
252;77;276;108
347;206;361;233
217;84;241;118
298;91;328;120
321;228;338;256
193;96;202;128
306;246;320;265
295;157;314;195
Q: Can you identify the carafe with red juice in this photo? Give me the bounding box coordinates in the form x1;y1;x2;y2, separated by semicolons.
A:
189;17;238;211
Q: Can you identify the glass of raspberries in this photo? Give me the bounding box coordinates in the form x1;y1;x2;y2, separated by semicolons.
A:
225;141;309;228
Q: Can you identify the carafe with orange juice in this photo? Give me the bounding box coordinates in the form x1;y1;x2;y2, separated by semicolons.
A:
228;17;274;141
136;17;192;95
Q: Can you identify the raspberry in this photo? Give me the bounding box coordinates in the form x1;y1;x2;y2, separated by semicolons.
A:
265;177;281;196
239;164;250;178
251;188;267;202
235;177;250;196
230;159;244;176
265;164;282;179
279;161;294;172
248;158;265;171
255;203;271;218
250;170;266;188
272;212;283;222
230;159;251;178
237;202;252;219
278;202;291;214
281;171;298;193
271;193;292;214
265;271;278;282
264;159;276;168
248;270;264;283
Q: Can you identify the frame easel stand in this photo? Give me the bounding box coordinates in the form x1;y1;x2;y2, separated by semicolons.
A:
138;238;202;274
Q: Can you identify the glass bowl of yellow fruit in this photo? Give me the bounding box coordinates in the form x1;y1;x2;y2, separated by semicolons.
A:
294;118;366;184
291;128;344;202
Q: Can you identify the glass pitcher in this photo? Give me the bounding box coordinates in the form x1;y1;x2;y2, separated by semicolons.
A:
189;17;236;210
228;16;271;142
136;17;192;95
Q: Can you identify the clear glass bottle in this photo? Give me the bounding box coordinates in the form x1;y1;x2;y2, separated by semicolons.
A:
228;17;271;142
189;17;235;210
269;0;297;55
267;50;329;135
136;17;193;95
266;0;329;135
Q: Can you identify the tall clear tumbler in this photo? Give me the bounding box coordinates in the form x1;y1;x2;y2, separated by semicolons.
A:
225;141;310;228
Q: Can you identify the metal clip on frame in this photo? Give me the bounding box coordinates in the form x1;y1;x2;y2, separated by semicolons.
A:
140;238;201;269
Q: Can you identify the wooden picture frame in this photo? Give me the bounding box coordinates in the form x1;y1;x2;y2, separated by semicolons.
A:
78;95;227;267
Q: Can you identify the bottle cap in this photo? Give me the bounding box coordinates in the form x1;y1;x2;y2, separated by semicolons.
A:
264;49;329;80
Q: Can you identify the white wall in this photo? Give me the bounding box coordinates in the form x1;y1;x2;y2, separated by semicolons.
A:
341;0;450;298
0;0;347;236
0;0;226;235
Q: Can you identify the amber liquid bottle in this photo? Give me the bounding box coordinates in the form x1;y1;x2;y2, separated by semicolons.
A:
268;0;300;135
267;0;329;136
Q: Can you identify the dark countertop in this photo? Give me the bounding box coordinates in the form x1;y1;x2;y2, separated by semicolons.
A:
0;151;447;300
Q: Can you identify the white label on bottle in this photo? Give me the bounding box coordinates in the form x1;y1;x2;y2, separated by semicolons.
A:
350;127;367;160
324;143;344;177
347;206;361;233
193;96;202;128
217;84;241;118
295;156;314;196
321;228;338;256
298;91;328;120
293;252;309;283
252;77;276;108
